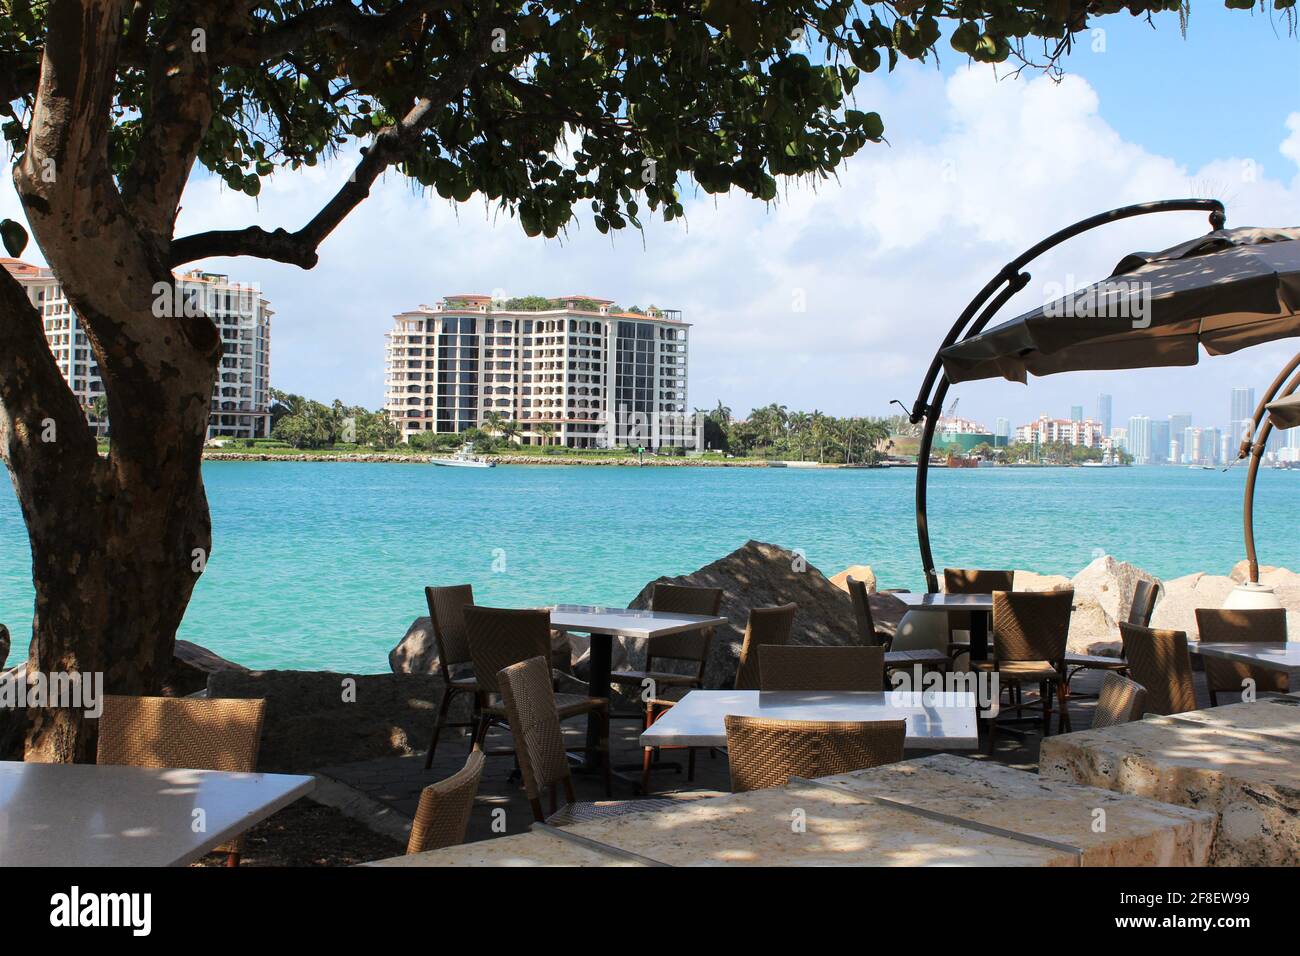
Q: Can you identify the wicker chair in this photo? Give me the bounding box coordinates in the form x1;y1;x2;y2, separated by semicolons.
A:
97;695;266;866
1064;578;1160;695
724;715;906;792
611;583;723;789
1091;673;1148;730
1119;623;1197;716
734;603;798;690
944;568;1014;660
465;605;610;791
1195;607;1289;704
972;589;1073;749
423;584;480;768
848;577;948;674
406;748;486;854
498;657;683;824
759;645;885;692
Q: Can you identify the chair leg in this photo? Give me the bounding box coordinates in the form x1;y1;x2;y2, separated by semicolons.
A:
1056;679;1071;733
601;710;613;799
424;686;456;769
641;745;654;795
225;852;241;868
1208;688;1219;707
1040;681;1051;736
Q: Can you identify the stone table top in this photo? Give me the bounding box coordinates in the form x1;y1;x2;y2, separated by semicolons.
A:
374;755;1212;867
639;690;979;750
0;761;314;867
1040;703;1300;865
1187;641;1300;680
895;593;994;611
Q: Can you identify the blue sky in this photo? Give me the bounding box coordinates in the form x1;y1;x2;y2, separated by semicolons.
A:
2;5;1297;435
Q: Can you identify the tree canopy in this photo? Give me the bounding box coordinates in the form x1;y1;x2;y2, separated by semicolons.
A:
3;0;1278;267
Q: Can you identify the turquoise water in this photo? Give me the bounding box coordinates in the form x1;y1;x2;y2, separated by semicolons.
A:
0;462;1296;672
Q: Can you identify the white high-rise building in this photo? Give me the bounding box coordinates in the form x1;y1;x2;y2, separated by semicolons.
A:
384;294;689;448
2;258;272;439
1127;415;1152;464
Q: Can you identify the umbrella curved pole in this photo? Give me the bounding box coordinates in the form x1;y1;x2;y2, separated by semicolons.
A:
908;198;1226;593
1240;354;1300;583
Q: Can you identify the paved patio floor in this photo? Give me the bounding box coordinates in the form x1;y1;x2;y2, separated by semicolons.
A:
318;668;1219;846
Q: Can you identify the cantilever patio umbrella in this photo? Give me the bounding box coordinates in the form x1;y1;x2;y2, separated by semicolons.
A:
906;200;1300;594
1266;394;1300;429
939;226;1300;384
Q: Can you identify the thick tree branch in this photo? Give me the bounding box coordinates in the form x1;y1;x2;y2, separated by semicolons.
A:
170;28;491;268
244;0;450;65
0;265;101;489
120;0;253;244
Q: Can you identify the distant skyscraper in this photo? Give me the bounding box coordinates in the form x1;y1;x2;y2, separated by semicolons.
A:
1149;419;1171;465
1127;416;1152;465
1231;386;1256;447
1070;405;1083;422
994;417;1011;446
1097;394;1112;436
1169;414;1192;462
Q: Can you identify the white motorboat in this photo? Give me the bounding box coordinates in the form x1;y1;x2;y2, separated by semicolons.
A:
431;444;495;469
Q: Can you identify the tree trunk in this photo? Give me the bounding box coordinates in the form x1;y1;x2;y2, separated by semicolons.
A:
1;0;222;762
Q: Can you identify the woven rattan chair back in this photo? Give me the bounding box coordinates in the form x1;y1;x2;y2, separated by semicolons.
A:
1092;673;1148;730
1126;579;1159;627
426;584;475;677
406;748;486;855
991;589;1073;663
846;577;882;646
1194;607;1289;694
945;568;1015;595
645;583;723;663
758;645;885;692
725;715;905;792
944;568;1015;642
734;603;798;690
97;695;266;772
497;656;573;804
464;605;552;696
1119;623;1197;715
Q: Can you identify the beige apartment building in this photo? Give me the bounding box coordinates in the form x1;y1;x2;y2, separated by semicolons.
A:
384;294;689;448
2;259;272;439
1014;414;1107;448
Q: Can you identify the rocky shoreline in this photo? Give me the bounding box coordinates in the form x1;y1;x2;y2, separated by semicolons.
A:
203;451;779;466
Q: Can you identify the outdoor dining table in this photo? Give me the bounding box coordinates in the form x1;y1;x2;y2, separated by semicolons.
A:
0;760;314;866
639;689;980;750
548;604;729;762
1186;640;1300;684
894;592;993;660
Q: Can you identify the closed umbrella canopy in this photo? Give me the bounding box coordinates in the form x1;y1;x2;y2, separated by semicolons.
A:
1266;393;1300;430
940;227;1300;384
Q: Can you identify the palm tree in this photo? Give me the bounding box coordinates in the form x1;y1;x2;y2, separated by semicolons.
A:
482;410;506;436
536;421;556;451
500;420;521;445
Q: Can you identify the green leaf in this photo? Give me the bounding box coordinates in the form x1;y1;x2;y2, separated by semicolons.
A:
1;219;29;257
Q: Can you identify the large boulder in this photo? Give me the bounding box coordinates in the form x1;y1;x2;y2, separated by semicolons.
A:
1226;562;1300;635
1070;556;1161;626
623;540;898;690
207;669;460;773
828;565;877;594
1150;572;1237;638
1012;570;1072;592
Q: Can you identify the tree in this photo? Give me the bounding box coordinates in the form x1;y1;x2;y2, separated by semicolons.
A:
536;422;557;451
0;2;1264;762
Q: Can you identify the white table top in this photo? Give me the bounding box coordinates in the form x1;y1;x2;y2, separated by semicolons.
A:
639;690;979;750
549;604;728;639
1187;641;1300;676
0;761;315;867
895;593;994;610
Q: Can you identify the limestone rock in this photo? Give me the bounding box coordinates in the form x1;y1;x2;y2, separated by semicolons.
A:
1012;570;1072;592
828;565;877;594
1070;555;1161;626
1149;572;1237;638
623;540;888;691
1066;599;1116;654
1229;562;1300;588
164;639;247;697
207;669;461;773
